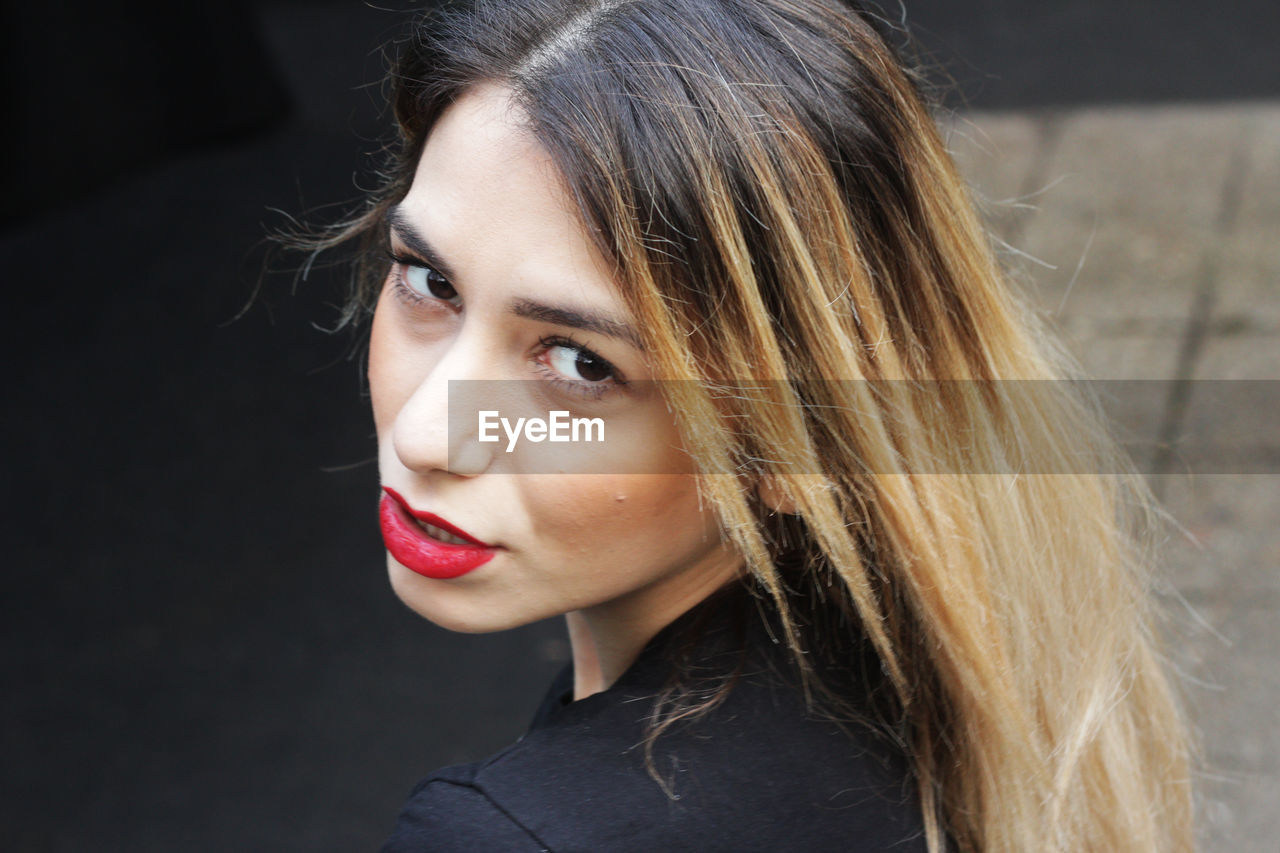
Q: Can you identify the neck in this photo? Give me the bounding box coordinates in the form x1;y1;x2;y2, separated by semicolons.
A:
563;554;744;701
563;609;649;700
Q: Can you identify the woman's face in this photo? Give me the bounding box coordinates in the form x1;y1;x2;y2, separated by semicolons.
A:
368;83;742;635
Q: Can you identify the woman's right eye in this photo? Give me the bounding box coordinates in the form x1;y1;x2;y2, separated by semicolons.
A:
389;254;461;308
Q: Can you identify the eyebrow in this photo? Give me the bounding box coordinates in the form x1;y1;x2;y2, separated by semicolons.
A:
386;205;643;352
507;297;644;351
386;205;459;283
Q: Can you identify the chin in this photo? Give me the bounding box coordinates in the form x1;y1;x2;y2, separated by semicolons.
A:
386;558;539;634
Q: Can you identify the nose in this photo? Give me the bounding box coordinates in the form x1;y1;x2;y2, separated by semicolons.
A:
388;327;496;478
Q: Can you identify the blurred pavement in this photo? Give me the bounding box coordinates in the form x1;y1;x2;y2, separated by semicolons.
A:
949;101;1280;850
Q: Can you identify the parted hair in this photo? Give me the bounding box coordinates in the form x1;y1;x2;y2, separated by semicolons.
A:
301;1;1195;849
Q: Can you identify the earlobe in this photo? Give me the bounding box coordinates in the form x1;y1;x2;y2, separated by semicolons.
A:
756;474;797;515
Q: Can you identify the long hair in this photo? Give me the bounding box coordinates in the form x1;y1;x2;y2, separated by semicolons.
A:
303;1;1194;849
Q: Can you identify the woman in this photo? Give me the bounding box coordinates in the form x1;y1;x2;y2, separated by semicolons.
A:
302;0;1194;849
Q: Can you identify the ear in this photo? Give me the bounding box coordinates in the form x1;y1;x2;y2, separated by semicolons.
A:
756;473;797;516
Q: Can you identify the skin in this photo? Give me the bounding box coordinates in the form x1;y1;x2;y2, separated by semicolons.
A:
368;83;744;700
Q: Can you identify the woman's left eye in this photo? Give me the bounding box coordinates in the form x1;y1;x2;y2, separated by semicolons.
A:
537;337;625;399
547;343;614;383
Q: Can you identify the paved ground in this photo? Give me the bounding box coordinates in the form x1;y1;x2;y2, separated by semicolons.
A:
948;102;1280;850
2;3;1276;851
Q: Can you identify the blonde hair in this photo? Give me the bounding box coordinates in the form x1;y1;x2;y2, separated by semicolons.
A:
304;1;1194;849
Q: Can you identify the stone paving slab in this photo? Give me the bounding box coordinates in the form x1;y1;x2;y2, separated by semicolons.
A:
942;110;1045;241
1211;106;1280;334
1165;588;1280;848
1161;474;1280;612
955;102;1280;853
1016;106;1248;327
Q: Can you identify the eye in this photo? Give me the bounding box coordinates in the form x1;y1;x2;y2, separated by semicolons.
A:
402;262;458;304
534;335;626;401
546;342;615;383
387;252;460;307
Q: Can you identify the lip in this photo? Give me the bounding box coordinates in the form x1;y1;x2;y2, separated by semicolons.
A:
378;487;497;579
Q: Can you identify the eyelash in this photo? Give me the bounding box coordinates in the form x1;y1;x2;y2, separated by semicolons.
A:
384;252;626;402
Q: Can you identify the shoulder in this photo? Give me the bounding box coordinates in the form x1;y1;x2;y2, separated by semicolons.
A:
381;588;928;852
378;762;550;853
459;676;924;852
381;676;926;853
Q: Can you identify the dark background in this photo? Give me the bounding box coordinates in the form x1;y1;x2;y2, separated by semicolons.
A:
3;1;1277;850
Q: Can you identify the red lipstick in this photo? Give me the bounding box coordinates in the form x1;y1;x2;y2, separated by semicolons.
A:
378;487;497;579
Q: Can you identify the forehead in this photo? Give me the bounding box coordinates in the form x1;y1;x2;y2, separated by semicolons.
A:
397;83;622;311
412;83;547;209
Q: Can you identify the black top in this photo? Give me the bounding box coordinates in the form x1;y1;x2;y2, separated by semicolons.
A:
379;585;928;852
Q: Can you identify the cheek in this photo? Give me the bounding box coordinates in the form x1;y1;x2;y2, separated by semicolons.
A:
367;291;408;436
519;405;718;559
523;474;716;561
367;295;390;421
